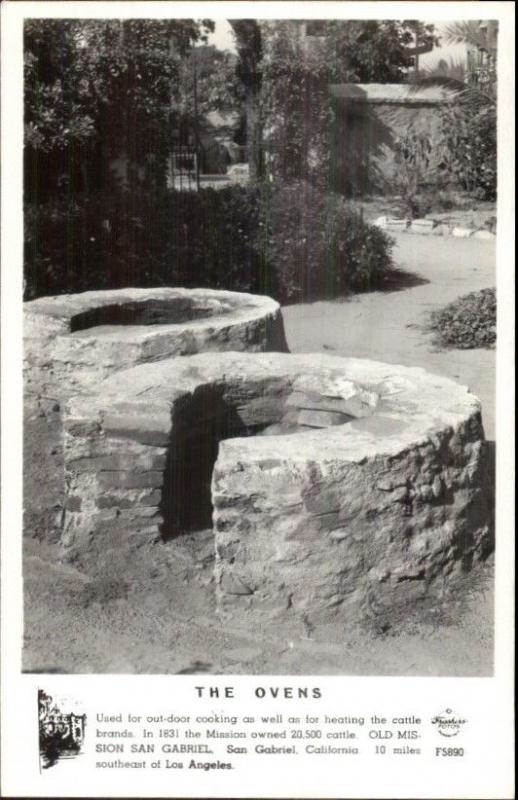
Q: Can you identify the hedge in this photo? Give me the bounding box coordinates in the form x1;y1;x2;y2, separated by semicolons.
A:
259;181;394;303
24;187;265;300
24;183;394;303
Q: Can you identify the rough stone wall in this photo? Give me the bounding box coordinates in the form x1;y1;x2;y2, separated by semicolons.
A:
24;288;288;406
61;352;493;627
62;396;174;553
213;413;493;627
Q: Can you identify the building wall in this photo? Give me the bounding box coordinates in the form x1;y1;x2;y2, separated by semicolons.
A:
330;85;456;196
332;99;447;195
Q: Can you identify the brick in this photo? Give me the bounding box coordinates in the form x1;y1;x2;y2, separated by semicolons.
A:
68;453;166;474
96;494;136;510
103;413;171;446
386;218;409;231
410;219;435;234
140;489;162;506
108;428;170;447
286;391;372;419
98;470;164;490
452;227;474;238
68;455;131;473
65;420;101;438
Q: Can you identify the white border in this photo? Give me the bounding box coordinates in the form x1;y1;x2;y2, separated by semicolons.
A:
1;3;515;798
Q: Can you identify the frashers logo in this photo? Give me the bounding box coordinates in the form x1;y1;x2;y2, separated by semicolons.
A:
431;708;467;738
38;690;86;769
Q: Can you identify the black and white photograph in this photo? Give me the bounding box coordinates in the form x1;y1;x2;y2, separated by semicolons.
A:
20;13;502;676
1;2;515;797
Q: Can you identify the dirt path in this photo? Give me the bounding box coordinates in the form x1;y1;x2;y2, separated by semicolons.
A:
283;233;496;439
23;232;496;676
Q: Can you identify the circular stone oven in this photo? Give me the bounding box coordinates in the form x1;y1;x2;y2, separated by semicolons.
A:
62;352;493;629
24;288;288;403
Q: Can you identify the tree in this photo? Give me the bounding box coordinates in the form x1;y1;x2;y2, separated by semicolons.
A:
229;20;263;180
442;20;496;52
324;20;438;83
177;45;241;121
24;19;213;199
409;21;497;200
444;21;497;96
229;20;439;185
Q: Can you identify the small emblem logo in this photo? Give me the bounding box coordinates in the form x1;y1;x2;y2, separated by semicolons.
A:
431;708;467;738
38;690;86;769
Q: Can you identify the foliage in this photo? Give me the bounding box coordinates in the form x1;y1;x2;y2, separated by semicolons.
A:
23;18;396;305
256;20;438;190
25;18;212;148
430;288;496;349
228;20;438;185
442;21;495;52
260;181;395;304
393;127;434;217
377;21;497;202
323;20;438;83
25;183;394;304
24;186;265;300
409;18;497;202
230;20;263;90
438;102;497;200
24;19;213;199
260;26;331;186
177;45;242;121
229;20;263;179
421;58;466;83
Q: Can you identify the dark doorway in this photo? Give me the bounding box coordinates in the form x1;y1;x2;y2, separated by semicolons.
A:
160;387;255;539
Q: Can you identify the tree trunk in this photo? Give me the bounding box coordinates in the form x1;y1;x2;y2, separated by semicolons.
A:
246;87;261;182
229;20;263;183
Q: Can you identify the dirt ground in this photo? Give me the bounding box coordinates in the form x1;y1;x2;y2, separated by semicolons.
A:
23;232;496;676
283;233;496;440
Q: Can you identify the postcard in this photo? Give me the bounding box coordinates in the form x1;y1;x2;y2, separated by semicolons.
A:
1;2;514;797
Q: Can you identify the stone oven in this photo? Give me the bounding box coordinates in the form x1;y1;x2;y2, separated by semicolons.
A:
24;288;288;404
62;351;493;628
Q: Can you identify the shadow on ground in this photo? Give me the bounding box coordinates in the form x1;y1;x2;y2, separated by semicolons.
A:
369;268;430;293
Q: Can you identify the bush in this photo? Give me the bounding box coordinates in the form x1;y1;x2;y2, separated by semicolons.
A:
439;102;497;201
260;181;395;303
24;186;266;300
430;288;496;349
24;182;394;304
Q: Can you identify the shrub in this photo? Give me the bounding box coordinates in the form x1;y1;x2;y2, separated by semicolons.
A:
24;181;394;305
260;181;395;304
439;102;497;201
392;128;435;219
24;186;267;300
430;288;496;349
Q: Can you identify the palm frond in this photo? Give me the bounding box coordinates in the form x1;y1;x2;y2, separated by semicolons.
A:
442;21;492;52
457;82;496;109
408;66;495;108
